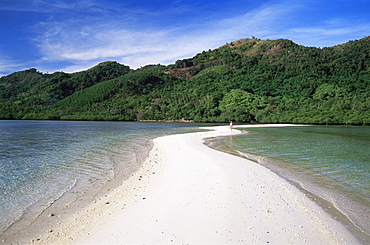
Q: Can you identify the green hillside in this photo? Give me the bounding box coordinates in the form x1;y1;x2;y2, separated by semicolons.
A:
1;37;369;124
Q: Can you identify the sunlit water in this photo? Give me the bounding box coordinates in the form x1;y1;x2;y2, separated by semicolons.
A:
208;125;370;243
0;120;204;237
2;122;369;243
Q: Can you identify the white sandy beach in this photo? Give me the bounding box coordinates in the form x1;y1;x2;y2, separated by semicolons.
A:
26;125;358;244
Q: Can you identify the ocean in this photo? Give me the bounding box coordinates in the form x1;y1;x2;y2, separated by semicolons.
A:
208;125;370;243
1;122;369;243
0;120;204;238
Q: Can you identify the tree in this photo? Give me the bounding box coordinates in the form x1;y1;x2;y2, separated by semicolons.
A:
219;89;266;122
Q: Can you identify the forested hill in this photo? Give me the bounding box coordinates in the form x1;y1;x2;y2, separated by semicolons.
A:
1;37;369;124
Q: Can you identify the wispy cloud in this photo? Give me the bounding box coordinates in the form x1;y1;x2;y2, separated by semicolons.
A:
17;0;370;73
33;1;304;72
0;0;107;13
0;57;27;76
286;20;370;47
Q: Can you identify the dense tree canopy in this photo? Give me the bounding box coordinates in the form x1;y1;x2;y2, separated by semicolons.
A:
0;37;369;124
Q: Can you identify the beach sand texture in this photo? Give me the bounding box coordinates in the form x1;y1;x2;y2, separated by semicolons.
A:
28;125;358;244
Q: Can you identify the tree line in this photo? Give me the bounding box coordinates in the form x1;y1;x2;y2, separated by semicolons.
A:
0;37;369;124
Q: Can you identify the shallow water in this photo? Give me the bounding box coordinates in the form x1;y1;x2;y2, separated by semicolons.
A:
209;125;370;243
0;120;204;237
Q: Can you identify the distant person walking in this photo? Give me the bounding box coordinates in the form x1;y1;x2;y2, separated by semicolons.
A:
229;121;233;131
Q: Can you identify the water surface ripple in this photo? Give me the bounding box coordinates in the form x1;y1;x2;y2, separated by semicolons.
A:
0;120;203;237
209;125;370;243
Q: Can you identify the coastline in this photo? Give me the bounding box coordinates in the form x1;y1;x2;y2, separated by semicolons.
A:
206;125;370;243
6;124;359;244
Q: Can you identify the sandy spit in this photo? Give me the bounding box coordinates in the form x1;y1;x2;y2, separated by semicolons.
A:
22;125;358;244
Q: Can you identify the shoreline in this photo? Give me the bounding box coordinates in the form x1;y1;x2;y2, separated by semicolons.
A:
205;127;370;243
0;126;157;244
4;124;360;244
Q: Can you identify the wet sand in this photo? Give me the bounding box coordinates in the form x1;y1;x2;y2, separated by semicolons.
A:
8;125;359;244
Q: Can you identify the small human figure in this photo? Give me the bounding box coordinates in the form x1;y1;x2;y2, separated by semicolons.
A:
229;121;233;131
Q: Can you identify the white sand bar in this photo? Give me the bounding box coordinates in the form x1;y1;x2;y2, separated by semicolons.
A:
38;125;358;244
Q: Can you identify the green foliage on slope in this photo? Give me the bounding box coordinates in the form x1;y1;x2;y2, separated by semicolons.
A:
0;61;131;119
1;37;369;124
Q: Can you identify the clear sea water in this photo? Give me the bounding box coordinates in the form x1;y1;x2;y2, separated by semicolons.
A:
0;120;204;239
209;125;370;243
1;122;369;243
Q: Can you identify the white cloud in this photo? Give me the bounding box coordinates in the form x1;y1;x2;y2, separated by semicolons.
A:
207;2;302;40
31;0;370;73
34;1;301;70
286;21;370;47
54;62;103;74
0;0;108;13
0;56;28;76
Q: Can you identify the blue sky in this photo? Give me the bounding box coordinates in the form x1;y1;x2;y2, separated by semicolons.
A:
0;0;369;76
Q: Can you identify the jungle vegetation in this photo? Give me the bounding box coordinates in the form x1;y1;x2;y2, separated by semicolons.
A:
1;37;369;124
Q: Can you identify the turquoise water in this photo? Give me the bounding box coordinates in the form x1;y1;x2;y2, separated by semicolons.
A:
0;121;204;238
2;122;369;242
211;125;370;242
